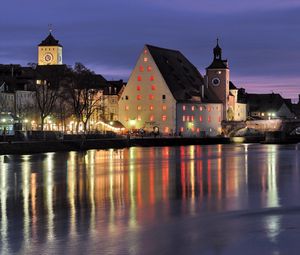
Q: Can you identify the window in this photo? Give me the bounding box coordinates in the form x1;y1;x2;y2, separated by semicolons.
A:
164;127;169;133
183;105;186;111
208;116;211;122
162;105;167;111
162;95;166;100
150;115;154;121
137;85;141;91
191;106;195;111
144;49;148;54
137;95;141;100
125;96;129;100
199;115;203;122
149;105;154;111
182;116;186;122
151;85;156;90
137;76;142;81
180;127;184;132
162;115;167;121
191;116;194;121
196;128;200;133
144;57;148;62
147;66;152;72
187;116;190;122
150;76;154;81
125;106;129;111
199;106;203;111
139;66;144;72
137;115;141;121
208;106;211;112
137;105;142;111
149;94;154;100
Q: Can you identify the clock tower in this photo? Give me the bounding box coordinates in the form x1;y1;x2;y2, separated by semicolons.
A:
205;39;230;120
38;32;63;65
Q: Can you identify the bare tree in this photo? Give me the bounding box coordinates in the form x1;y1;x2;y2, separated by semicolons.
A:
66;63;104;133
33;65;66;130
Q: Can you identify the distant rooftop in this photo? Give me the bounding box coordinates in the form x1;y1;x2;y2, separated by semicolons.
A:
39;33;62;47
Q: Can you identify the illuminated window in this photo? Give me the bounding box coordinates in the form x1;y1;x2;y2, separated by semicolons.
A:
191;127;195;132
137;115;141;121
183;105;186;111
187;116;190;122
149;94;154;100
144;49;148;54
208;116;211;122
137;95;141;100
191;106;195;111
144;57;148;62
199;115;203;122
151;85;156;90
137;105;142;111
150;76;154;81
162;94;166;100
208;106;211;112
137;85;141;91
191;116;194;121
137;76;142;81
182;116;186;122
162;115;167;121
164;127;169;133
139;66;144;72
150;115;154;121
149;105;154;111
162;105;167;111
125;106;129;111
199;106;203;111
196;128;200;133
147;66;152;72
180;127;184;132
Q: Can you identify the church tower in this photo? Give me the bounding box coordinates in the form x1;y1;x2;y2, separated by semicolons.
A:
38;32;63;65
205;39;230;120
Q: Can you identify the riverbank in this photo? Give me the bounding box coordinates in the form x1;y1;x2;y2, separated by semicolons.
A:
0;137;230;155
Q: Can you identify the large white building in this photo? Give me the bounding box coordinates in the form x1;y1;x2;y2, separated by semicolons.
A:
119;43;245;136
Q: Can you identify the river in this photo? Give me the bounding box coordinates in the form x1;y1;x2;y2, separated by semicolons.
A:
1;144;300;254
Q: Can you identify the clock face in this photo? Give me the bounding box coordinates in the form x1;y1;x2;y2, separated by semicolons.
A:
44;53;53;63
212;77;220;86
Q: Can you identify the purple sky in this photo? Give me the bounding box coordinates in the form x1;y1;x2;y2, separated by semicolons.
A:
1;0;300;99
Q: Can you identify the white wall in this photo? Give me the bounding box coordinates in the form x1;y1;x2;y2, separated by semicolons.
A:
119;45;176;133
176;103;223;137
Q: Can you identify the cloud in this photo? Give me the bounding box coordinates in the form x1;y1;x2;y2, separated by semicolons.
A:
0;0;300;99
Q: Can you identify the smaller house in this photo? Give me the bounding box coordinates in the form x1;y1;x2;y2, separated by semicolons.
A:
246;93;295;119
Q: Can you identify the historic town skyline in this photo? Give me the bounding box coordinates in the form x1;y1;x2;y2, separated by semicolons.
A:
1;0;300;99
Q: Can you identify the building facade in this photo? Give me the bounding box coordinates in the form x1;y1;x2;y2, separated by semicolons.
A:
119;44;224;136
38;33;63;65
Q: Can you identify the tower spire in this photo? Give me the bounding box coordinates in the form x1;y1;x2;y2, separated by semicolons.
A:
213;38;222;60
48;24;53;34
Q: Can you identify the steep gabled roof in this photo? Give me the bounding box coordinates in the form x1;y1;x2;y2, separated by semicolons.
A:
146;44;221;103
229;81;237;90
39;33;62;47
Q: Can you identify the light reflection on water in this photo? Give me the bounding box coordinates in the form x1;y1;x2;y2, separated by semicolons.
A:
1;144;300;254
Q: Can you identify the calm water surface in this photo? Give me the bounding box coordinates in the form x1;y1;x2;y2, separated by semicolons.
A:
1;144;300;254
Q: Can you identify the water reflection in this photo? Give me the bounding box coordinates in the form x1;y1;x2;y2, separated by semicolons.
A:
1;144;300;254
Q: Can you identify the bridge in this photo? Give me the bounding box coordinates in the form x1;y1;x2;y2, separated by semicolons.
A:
222;119;300;137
